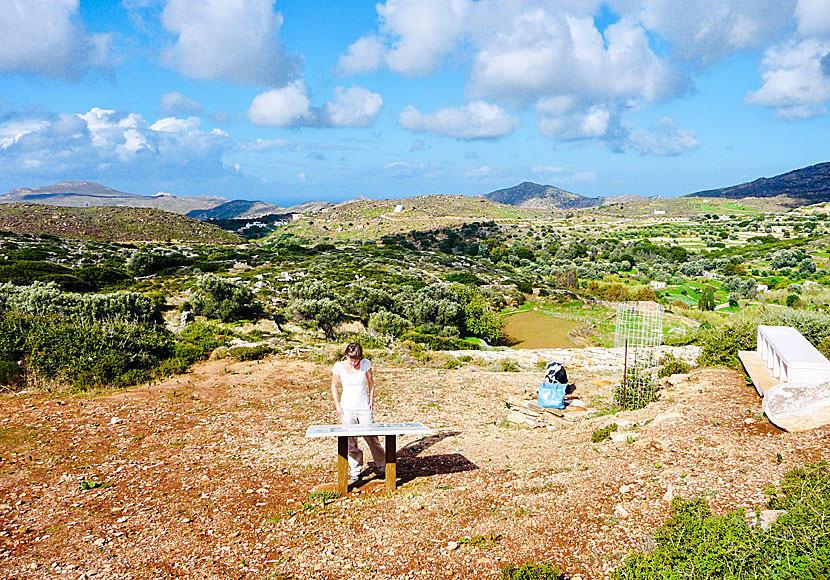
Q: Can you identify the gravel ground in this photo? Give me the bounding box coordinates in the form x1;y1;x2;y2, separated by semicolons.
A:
1;355;828;580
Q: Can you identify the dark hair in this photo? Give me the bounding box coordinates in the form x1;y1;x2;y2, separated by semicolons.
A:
344;342;363;361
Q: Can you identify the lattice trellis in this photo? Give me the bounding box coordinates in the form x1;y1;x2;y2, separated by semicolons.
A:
613;301;664;410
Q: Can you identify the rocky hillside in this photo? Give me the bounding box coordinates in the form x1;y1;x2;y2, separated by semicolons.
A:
187;199;286;219
483;182;603;210
0;181;227;215
688;162;830;206
0;204;241;243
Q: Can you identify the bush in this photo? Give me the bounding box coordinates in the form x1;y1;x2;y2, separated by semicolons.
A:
26;317;173;390
502;562;562;580
368;309;412;338
612;463;830;580
228;345;273;361
501;360;519;372
445;359;462;369
400;331;477;351
659;353;692;378
0;360;22;387
591;423;618;443
190;274;261;322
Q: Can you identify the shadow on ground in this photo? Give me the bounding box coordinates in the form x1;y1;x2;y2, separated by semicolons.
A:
394;431;478;485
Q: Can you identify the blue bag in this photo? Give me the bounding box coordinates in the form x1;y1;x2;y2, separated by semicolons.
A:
538;379;566;409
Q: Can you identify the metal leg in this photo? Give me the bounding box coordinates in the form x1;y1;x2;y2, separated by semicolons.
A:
337;436;349;497
385;435;396;493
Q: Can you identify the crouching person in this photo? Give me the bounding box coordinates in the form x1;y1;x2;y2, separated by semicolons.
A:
331;342;385;482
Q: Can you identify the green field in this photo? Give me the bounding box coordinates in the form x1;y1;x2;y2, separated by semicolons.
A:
502;310;581;349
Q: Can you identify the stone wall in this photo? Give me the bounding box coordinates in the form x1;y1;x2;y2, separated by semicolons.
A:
449;345;701;374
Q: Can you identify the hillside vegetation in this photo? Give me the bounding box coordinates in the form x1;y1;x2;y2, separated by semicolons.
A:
0;204;241;243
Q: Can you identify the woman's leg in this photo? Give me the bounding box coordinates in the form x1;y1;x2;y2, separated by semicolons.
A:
356;410;385;474
340;409;363;478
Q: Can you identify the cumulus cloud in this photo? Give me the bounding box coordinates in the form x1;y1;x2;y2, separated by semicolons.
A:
161;0;300;86
0;107;231;179
383;161;443;178
796;0;830;37
247;83;383;128
159;92;204;116
398;101;518;140
746;38;830;119
639;0;794;68
0;0;111;80
337;36;385;75
627;117;702;155
340;0;469;76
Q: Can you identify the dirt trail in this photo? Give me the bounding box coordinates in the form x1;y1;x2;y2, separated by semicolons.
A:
1;356;828;579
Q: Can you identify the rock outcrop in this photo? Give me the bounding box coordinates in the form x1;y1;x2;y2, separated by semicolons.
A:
762;380;830;432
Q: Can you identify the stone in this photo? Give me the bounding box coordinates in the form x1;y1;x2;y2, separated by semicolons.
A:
747;509;786;531
110;417;123;425
614;505;629;518
662;484;674;504
762;380;830;432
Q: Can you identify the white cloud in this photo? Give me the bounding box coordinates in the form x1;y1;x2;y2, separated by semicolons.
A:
796;0;830;38
464;165;494;179
639;0;794;68
0;107;231;179
318;86;384;128
160;92;204;116
628;117;702;155
0;0;111;80
161;0;300;86
341;0;471;76
470;14;685;106
247;81;311;127
398;101;518;140
247;83;383;128
337;36;385;75
383;161;442;178
746;38;830;119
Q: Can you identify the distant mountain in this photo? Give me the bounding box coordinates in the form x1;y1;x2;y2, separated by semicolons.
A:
688;162;830;205
0;181;227;215
188;198;335;219
0;204;241;243
482;182;603;210
187;199;286;220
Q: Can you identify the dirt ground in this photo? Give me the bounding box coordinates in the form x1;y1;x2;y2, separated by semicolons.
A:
1;355;829;580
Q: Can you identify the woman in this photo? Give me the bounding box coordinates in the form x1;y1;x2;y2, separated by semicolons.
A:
331;342;385;482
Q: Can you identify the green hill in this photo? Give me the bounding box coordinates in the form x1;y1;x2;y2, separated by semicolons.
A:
0;204;241;243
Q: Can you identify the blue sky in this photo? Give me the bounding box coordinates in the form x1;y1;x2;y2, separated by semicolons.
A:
1;0;829;206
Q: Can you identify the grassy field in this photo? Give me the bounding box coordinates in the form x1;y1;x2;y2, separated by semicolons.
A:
502;310;581;348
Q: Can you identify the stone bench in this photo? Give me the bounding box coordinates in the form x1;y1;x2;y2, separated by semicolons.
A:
305;422;433;496
756;325;830;383
740;325;830;397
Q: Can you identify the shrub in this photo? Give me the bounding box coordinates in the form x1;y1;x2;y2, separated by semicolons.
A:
400;331;477;351
368;309;412;338
26;317;173;390
501;360;519;372
0;360;22;387
659;353;692;378
612;463;830;580
501;562;562;580
445;359;462;369
287;298;346;339
591;423;618;443
228;345;273;361
190;274;260;322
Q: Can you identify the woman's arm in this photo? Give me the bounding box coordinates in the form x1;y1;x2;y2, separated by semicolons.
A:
331;372;343;417
366;367;375;411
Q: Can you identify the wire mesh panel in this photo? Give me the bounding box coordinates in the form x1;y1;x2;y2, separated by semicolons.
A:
613;301;664;410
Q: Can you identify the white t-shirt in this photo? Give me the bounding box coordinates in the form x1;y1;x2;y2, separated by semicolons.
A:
332;359;372;410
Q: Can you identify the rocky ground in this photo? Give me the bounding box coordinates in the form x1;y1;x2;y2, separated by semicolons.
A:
1;353;828;580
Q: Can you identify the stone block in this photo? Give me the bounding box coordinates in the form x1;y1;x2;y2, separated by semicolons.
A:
762;380;830;432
